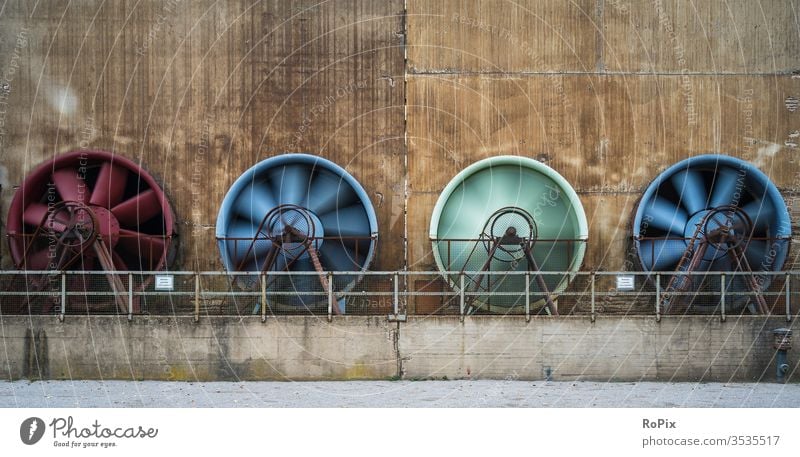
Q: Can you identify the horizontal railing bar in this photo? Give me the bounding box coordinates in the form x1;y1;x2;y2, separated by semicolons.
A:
4;270;800;275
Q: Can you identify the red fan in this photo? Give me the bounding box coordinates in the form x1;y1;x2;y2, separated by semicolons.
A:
6;150;175;312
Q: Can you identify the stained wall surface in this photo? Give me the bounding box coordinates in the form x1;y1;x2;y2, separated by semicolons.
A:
2;315;797;382
1;1;798;274
0;1;406;271
406;0;800;272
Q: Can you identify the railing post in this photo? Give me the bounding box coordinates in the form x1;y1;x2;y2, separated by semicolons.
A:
786;272;791;323
127;272;133;321
590;273;596;323
327;272;334;322
261;273;267;323
59;272;66;322
720;273;726;323
525;272;531;323
194;273;200;323
393;272;399;316
655;273;661;322
459;273;465;322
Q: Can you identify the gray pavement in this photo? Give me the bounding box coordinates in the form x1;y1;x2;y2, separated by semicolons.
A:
1;380;799;407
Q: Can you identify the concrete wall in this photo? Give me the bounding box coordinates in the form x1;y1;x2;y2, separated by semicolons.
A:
401;316;800;382
2;315;797;382
405;0;800;273
0;1;406;271
2;316;398;381
2;1;799;274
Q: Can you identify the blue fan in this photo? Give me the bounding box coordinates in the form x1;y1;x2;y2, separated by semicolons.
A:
633;154;791;313
216;154;378;312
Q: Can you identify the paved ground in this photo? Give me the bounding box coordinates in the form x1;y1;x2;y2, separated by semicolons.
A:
1;380;799;407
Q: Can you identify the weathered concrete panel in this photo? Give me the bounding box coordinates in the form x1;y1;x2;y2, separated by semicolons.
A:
400;316;800;382
0;1;406;271
408;0;800;74
408;75;799;194
407;74;800;269
604;0;800;73
2;316;796;382
407;0;599;73
1;316;397;381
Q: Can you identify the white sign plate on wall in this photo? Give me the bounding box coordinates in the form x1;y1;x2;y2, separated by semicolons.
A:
154;274;175;291
615;275;635;291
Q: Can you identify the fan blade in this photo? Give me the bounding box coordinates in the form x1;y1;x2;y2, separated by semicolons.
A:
23;249;52;270
319;242;360;272
271;164;311;206
437;183;495;239
708;167;742;208
743;240;770;272
111;189;163;227
89;161;128;208
710;256;733;272
641;196;688;236
639;239;686;270
22;203;50;226
117;229;166;263
308;171;359;216
290;257;315;272
224;220;273;269
233;182;277;225
23;203;68;231
111;250;129;271
268;250;291;272
318;204;371;237
75;256;97;271
52;167;90;203
670;168;706;214
740;199;775;235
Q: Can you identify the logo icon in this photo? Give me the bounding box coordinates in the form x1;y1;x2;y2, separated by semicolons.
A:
20;417;45;445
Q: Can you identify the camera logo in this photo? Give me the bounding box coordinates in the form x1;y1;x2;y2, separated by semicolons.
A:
20;417;46;445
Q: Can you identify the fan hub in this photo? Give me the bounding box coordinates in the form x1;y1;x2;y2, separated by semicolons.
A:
483;207;537;262
88;206;121;248
683;208;748;262
266;205;324;260
49;204;121;255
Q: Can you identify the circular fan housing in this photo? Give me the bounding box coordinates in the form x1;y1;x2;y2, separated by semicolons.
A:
7;150;175;272
429;155;588;310
216;153;378;308
633;154;791;309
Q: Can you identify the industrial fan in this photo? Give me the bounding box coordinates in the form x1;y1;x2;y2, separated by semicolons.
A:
5;150;175;313
216;153;378;313
430;156;588;314
632;154;791;314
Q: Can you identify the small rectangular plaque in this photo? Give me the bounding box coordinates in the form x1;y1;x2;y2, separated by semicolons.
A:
616;275;635;291
154;274;174;291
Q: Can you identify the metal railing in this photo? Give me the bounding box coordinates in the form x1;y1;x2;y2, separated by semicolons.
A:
0;270;796;321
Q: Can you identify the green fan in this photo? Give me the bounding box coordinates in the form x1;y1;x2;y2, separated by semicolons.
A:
429;156;588;313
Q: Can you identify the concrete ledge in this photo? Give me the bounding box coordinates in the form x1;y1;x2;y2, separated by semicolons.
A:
401;316;800;382
0;315;797;382
0;316;398;381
